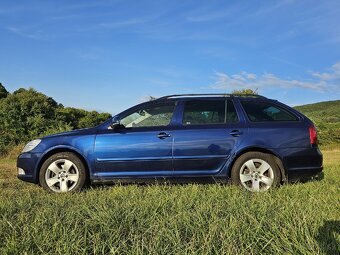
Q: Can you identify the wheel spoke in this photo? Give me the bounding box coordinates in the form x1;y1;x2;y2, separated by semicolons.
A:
48;162;60;175
257;161;270;174
240;173;253;183
260;176;273;186
46;176;59;187
245;160;256;172
60;180;68;192
67;174;78;183
252;180;260;192
63;160;73;172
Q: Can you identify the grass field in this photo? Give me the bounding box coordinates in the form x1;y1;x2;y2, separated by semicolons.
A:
0;150;339;254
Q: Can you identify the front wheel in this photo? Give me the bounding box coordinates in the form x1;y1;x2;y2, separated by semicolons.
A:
231;152;281;192
39;152;87;193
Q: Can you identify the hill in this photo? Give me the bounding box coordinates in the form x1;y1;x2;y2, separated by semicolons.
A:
294;100;340;146
294;100;340;123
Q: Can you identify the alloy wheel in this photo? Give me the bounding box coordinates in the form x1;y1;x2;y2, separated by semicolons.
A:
45;159;80;193
239;158;274;192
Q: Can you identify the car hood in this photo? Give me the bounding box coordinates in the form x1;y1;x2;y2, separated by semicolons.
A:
42;127;98;139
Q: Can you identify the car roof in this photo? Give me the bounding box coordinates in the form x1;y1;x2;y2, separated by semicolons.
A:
155;93;269;101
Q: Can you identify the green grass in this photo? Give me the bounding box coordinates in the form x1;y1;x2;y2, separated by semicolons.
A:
0;150;339;254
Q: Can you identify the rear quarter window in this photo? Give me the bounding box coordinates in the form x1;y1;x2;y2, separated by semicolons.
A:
241;101;298;122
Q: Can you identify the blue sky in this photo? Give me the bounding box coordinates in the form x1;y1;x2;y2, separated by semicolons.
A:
0;0;340;114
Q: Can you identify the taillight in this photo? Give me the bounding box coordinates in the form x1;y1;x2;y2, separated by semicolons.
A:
309;125;318;145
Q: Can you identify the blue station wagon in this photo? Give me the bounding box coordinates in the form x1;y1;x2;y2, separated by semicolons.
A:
17;94;323;192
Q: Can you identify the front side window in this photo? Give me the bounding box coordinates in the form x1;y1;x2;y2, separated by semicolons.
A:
120;102;176;128
241;101;298;122
183;100;228;125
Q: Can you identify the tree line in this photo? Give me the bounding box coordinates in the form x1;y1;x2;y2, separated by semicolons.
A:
0;83;111;155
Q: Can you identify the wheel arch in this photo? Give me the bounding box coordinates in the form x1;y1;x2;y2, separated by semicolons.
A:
227;146;286;182
35;146;91;184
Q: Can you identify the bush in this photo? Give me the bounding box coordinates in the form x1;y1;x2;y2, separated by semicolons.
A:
0;85;111;155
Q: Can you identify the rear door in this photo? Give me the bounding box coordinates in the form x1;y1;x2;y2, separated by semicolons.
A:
172;98;243;175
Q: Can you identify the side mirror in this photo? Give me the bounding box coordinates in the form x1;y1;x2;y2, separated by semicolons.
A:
109;117;122;130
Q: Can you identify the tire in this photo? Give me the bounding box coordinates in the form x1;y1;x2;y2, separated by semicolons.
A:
39;152;87;193
231;152;281;192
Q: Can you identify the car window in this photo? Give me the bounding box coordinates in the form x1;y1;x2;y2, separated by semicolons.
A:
183;100;226;125
241;101;298;122
120;102;176;128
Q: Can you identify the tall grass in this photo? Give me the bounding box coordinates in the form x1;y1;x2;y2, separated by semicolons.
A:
0;150;339;254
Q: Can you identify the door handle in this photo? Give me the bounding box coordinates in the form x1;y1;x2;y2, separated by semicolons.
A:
157;132;171;139
229;130;242;137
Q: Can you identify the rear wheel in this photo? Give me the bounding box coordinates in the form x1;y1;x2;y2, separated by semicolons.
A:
39;152;87;193
231;152;281;192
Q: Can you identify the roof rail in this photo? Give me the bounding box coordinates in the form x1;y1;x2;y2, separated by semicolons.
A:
157;93;266;100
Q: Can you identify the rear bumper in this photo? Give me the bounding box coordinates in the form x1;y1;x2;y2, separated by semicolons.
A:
287;166;323;182
17;152;42;184
276;146;323;182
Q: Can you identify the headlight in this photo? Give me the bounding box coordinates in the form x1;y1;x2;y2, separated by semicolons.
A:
22;139;41;153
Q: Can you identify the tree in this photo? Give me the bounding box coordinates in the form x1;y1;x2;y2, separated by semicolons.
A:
0;88;59;144
231;88;258;95
56;107;88;129
56;107;111;129
0;86;112;154
78;111;111;128
0;83;9;99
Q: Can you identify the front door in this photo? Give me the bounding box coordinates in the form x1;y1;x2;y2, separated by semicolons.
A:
173;99;242;175
94;101;176;177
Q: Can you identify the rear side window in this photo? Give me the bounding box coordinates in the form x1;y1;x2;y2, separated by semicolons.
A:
241;101;298;122
183;99;239;125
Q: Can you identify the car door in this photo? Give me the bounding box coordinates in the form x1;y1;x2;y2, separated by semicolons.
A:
94;101;176;177
172;99;243;175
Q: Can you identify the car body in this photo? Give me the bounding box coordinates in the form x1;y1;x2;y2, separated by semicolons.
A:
17;94;323;192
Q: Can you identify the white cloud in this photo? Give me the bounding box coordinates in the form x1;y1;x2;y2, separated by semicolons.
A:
311;62;340;81
98;18;147;28
7;26;49;40
211;62;340;93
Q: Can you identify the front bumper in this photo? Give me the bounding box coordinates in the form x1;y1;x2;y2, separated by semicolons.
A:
17;152;42;184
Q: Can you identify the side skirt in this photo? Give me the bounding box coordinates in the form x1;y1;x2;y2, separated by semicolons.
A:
91;176;229;185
